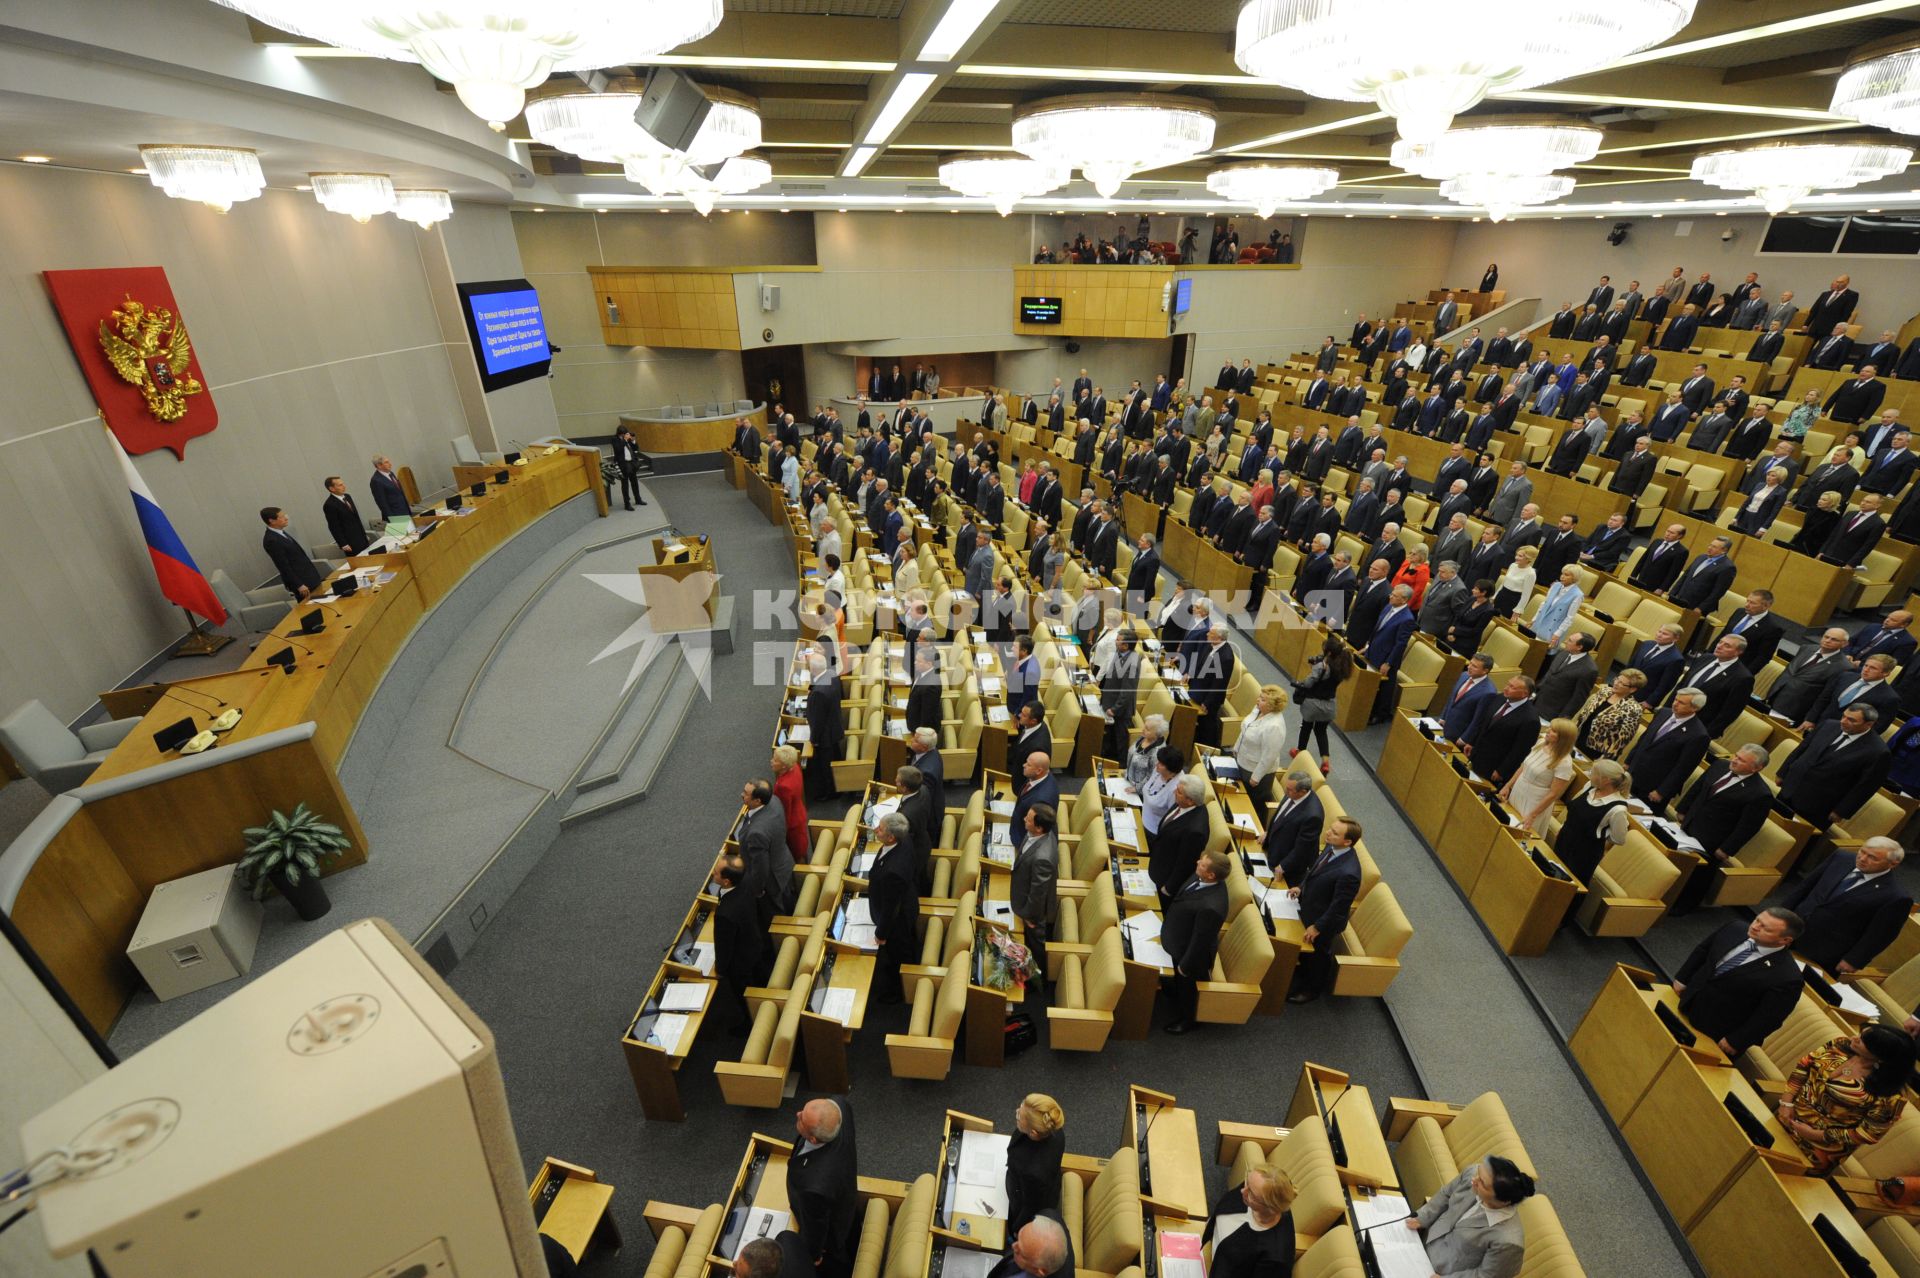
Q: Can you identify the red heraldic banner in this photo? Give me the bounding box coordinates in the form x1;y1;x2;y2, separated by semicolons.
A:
44;267;218;459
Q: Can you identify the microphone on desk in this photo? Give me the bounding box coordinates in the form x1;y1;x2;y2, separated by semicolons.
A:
1321;1077;1354;1168
161;683;229;710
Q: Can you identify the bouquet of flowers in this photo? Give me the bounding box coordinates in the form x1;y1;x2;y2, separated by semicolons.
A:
979;923;1036;994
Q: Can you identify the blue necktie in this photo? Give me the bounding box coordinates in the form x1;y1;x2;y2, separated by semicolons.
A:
1713;940;1758;976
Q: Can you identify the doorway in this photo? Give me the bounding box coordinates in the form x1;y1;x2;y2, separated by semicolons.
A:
740;345;807;420
1168;333;1192;388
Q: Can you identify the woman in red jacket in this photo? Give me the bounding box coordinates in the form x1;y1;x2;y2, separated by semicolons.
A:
1391;543;1431;611
771;744;810;862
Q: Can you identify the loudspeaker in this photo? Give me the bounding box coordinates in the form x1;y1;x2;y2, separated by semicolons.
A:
634;67;714;154
760;284;781;313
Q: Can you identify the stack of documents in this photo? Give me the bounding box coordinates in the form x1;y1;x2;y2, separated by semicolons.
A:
983;900;1015;925
1158;1232;1204;1278
659;982;708;1012
954;1131;1011;1219
842;898;878;949
988;798;1015;817
812;986;856;1024
679;942;716;975
938;1248;997;1278
646;1012;691;1053
987;705;1011;724
730;1208;791;1259
1110;810;1140;847
1119;869;1157;898
1101;776;1134;800
1802;962;1880;1017
1121;913;1174;967
1254;883;1302;922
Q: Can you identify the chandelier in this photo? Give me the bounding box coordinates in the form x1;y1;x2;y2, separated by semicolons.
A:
1689;140;1914;214
309;172;397;223
391;188;454;227
1234;0;1697;141
678;155;773;216
938;154;1068;215
209;2;724;125
1390;118;1602;179
526;81;760;165
139;145;266;212
1205;163;1340;216
1832;35;1920;135
1012;94;1215;198
623;152;692;196
1438;173;1575;221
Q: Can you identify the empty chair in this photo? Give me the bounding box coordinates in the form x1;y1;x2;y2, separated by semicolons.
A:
1068;1147;1143;1274
713;983;810;1106
1332;884;1412;996
1394;638;1449;717
451;434;484;465
1195;906;1275;1024
209;568;294;636
666;1205;724;1278
884;951;969;1079
1573;832;1680;937
868;1173;935;1278
1855;950;1920;1027
1047;928;1127;1051
0;700;142;795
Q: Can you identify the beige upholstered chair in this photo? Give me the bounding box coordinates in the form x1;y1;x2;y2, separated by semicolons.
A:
1047;927;1126;1051
884;951;969;1079
1333;884;1412;996
1392;1092;1538;1208
1573;832;1680;937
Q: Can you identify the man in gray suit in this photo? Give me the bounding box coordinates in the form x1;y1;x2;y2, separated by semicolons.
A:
1009;802;1060;958
738;778;796;927
1766;627;1852;724
1767;290;1798;331
1418;560;1467;636
1534;632;1598;721
1486;462;1534;526
1411;1158;1535;1278
965;539;996;600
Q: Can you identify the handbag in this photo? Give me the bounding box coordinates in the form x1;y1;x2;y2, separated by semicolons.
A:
1300;699;1336;724
1003;1011;1038;1055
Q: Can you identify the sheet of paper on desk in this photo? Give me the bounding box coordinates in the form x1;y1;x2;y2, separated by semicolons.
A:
1804;963;1880;1018
868;798;901;824
984;900;1015;924
1110;811;1140;846
1120;869;1157;897
952;1182;1009;1220
842;922;878;950
1158;1231;1204;1278
845;898;874;926
1102;777;1132;799
647;1012;691;1053
731;1208;792;1258
958;1130;1012;1185
1365;1222;1432;1278
986;842;1015;868
981;676;1004;693
659;981;708;1012
987;705;1012;724
1413;717;1445;733
1081;694;1104;713
786;723;811;743
1647;818;1703;853
685;942;716;975
938;1247;998;1278
1263;891;1303;922
1122;914;1174;967
816;986;856;1024
989;799;1016;816
1351;1192;1411;1231
1231;812;1258;832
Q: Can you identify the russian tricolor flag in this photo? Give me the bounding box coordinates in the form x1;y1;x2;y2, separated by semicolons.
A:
107;429;227;626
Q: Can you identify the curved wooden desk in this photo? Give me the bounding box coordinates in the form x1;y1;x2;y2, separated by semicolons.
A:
622;404;767;453
8;447;605;1032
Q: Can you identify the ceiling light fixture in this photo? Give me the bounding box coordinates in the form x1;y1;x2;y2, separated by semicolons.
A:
1689;139;1913;214
864;73;939;146
211;1;724;126
1389;117;1602;179
678;154;773;218
938;153;1068;215
309;172;396;223
1233;0;1696;141
391;188;454;227
843;145;880;177
20;155;50;163
140;145;266;212
1013;94;1215;198
526;81;760;166
919;0;1001;61
1832;33;1920;134
1204;163;1340;215
1437;172;1575;221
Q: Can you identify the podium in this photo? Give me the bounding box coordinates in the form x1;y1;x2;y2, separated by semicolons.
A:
639;536;719;627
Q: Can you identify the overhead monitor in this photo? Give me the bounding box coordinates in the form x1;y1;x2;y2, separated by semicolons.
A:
456;278;552;392
1173;277;1193;315
1020;295;1063;324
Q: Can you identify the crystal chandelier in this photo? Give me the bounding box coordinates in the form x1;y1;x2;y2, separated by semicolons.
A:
139;145;266;212
677;155;773;216
210;2;724;125
1438;172;1575;221
391;188;454;227
1012;94;1215;198
938;154;1068;215
1389;118;1602;179
1689;140;1914;214
1234;0;1697;141
1205;163;1340;216
1832;35;1920;134
309;172;397;223
623;152;693;196
526;81;760;165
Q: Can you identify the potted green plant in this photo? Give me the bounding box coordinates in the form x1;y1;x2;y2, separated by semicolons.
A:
237;803;350;921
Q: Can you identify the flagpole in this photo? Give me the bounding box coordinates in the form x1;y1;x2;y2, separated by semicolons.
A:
175;606;233;657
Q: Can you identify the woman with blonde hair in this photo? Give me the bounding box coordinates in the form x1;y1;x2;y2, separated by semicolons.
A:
1573;670;1648;759
1201;1160;1297;1276
1232;684;1291;820
1006;1094;1067;1239
770;744;809;862
1492;543;1538;618
1556;759;1632;884
1499;717;1578;833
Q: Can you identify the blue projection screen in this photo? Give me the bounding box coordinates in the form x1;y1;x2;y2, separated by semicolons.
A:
457;279;552;392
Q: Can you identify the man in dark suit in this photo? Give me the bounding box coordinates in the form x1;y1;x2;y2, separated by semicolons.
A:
320;477;371;555
710;855;765;1032
788;1097;860;1275
1189;626;1236;748
1608;438;1657;504
1543;424;1592;476
1626;691;1712;810
1261;774;1323;872
1803;276;1858;336
1629;525;1690;594
1670;746;1775;913
1783;841;1914;974
1366;586;1417;684
1666;537;1736;612
1716;590;1783;670
1534;633;1599;722
988;1214;1075;1278
1860;330;1903;375
1744;442;1799;494
904;646;944;738
1675;365;1716;415
1462;676;1539;787
738;779;797;928
1747;322;1787;366
1673;910;1808;1056
369;454;411;521
1285;817;1364;1003
1439;654;1498;741
1345;561;1394;647
1578;512;1632;572
1766;627;1852;723
1796;452;1863;512
1673;635;1756;736
1646;392;1692;443
1777;705;1892;828
1801;653;1902;730
1821;493;1888;566
1659;305;1700;352
1125;533;1161;608
1826;368;1888;425
803;652;843;801
260;506;324;600
1687;404;1734;453
1162;848;1230;1034
1862;434;1917;497
1624;624;1686;705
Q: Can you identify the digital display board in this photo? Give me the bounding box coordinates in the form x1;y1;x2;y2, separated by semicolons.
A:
457;278;552;392
1020;295;1063;324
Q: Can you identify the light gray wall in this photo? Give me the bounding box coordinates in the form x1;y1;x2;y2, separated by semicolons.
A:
0;164;508;720
433;204;561;448
513;211;751;436
1444;213;1920;336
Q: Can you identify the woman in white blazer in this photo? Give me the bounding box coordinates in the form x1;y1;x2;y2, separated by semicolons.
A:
1231;684;1291;820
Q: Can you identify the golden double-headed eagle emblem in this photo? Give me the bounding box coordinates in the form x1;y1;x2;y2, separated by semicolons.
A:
98;296;203;422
